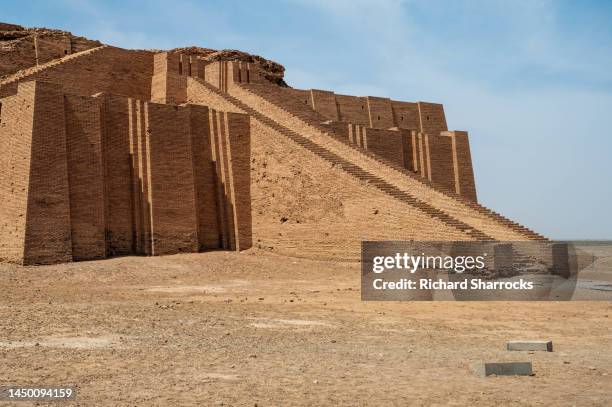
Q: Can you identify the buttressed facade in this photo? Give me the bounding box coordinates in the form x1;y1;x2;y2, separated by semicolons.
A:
0;23;546;265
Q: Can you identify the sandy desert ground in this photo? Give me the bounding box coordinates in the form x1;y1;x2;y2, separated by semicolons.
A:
0;250;611;406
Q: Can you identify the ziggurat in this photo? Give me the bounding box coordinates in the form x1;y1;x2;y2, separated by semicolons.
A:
0;23;545;265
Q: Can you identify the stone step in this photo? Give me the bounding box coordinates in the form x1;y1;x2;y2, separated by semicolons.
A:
474;362;533;377
241;84;547;241
507;341;553;352
198;80;496;240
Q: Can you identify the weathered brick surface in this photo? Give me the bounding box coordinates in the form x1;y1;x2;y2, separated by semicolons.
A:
425;133;456;193
391;101;419;130
0;44;545;265
0;89;34;262
189;105;221;250
34;35;73;64
446;131;477;201
209;110;233;249
145;103;199;255
401;129;417;172
310;89;338;121
204;62;222;90
203;60;269;92
228;82;545;241
151;53;187;104
366;96;394;129
322;121;350;141
336;94;370;126
224;112;252;251
127;98;149;255
0;78;252;264
101;94;134;256
64;94;106;260
0;28;100;77
1;46;154;101
247;117;473;260
22;81;73;265
418;101;448;135
240;84;466;199
0;37;37;78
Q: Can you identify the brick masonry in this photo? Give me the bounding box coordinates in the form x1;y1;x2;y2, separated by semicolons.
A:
0;44;544;265
223;82;476;201
1;28;100;77
1;76;251;264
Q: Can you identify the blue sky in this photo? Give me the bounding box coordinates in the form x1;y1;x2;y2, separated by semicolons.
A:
4;0;612;239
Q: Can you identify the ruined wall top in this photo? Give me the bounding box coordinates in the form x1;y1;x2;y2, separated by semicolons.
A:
168;47;286;86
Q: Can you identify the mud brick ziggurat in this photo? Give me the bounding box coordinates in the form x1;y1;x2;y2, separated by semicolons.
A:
0;23;546;265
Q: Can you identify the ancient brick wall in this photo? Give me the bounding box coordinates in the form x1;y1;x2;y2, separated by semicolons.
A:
102;94;134;256
249;118;473;260
329;122;410;170
401;129;419;173
426;133;456;193
244;82;448;147
152;53;272;104
190;57;206;79
242;62;266;85
151;52;169;102
0;42;540;265
445;131;477;201
126;98;148;255
348;124;366;147
336;94;370;126
204;61;244;92
1;28;100;77
64;94;106;260
234;83;544;239
258;86;312;112
187;77;243;113
223;112;252;250
310;89;338;121
366;96;394;129
208;110;233;249
151;52;187;104
145;103;199;255
322;121;350;140
34;35;73;64
415;132;428;178
151;51;275;92
191;80;547;259
417;102;448;135
1;46;154;101
0;79;252;264
0;37;37;77
22;81;73;265
189;105;221;250
391;101;419;130
0;90;34;262
363;127;405;167
237;83;479;201
125;101;252;256
204;62;222;90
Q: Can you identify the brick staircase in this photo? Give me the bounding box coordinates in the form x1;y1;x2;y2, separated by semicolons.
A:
0;45;108;88
191;78;534;241
231;83;547;242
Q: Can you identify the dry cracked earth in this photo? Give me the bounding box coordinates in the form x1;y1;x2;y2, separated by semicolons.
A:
0;250;611;406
